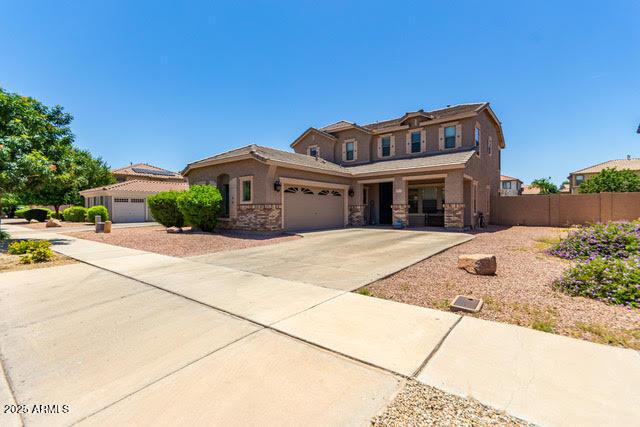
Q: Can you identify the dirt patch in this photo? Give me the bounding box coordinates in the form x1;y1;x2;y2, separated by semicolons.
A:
65;226;300;257
365;226;640;349
18;220;93;229
0;239;76;272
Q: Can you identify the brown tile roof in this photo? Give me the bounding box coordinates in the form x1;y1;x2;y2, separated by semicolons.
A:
362;103;487;131
521;185;541;195
80;179;188;195
111;163;184;180
500;175;521;182
571;158;640;174
185;144;475;177
319;120;355;132
344;149;476;175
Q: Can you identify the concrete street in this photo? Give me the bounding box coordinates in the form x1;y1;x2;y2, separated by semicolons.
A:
1;223;639;426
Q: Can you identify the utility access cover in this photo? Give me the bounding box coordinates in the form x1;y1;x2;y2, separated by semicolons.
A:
450;295;483;313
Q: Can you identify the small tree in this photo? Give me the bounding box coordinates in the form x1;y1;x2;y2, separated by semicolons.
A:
177;185;222;232
530;177;559;195
148;191;185;227
579;168;640;193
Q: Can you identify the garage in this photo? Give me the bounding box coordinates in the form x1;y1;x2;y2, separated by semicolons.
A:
283;186;345;231
113;197;146;222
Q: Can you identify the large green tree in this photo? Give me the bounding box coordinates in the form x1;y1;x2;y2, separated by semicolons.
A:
0;88;75;229
530;177;559;195
579;168;640;193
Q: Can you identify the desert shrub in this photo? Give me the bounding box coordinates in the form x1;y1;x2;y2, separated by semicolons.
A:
579;168;640;193
15;207;28;219
21;208;53;222
176;185;222;232
86;205;109;223
63;206;87;222
547;222;640;261
8;240;54;264
554;256;640;308
0;229;10;240
148;191;185;227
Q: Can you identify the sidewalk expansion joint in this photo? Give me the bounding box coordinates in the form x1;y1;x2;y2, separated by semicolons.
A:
410;315;463;378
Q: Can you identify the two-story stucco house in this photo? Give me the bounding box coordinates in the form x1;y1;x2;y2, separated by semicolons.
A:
182;103;505;231
500;175;523;196
568;156;640;194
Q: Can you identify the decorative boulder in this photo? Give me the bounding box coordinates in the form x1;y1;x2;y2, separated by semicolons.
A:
46;218;62;228
458;254;497;275
166;226;182;234
29;219;39;224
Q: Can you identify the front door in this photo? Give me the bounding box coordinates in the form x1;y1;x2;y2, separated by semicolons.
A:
379;182;393;224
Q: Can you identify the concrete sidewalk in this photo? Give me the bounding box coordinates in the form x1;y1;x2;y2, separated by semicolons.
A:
4;222;640;426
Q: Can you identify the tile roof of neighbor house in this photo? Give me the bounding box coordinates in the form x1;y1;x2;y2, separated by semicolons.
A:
111;163;184;180
184;144;475;176
319;103;488;133
571;158;640;174
80;179;188;195
500;175;522;182
522;185;541;195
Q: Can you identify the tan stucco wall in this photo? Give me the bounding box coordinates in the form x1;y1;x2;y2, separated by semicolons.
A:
292;132;338;163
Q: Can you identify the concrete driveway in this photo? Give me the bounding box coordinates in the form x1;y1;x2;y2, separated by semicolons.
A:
188;228;473;291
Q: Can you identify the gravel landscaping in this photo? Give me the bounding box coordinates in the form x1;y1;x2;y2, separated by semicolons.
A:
0;240;76;272
365;226;640;349
15;219;93;229
373;380;532;427
65;225;300;257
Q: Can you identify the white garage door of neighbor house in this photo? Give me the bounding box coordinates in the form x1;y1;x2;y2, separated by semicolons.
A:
113;197;146;223
283;186;344;231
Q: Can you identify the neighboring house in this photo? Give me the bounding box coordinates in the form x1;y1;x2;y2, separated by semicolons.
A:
500;175;523;196
568;156;640;194
521;185;541;195
79;164;187;223
182;102;505;231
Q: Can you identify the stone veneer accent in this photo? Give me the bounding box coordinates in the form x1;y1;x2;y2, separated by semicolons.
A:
391;204;409;226
348;205;366;226
444;203;465;229
216;204;282;231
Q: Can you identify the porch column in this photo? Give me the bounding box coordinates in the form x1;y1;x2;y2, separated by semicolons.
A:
391;176;409;226
444;170;465;229
348;182;366;226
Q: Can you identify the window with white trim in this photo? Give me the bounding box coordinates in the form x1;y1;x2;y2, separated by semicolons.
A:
575;175;584;185
345;141;355;161
444;126;456;149
381;136;391;157
239;176;253;203
308;145;319;157
475;126;481;155
410;131;421;153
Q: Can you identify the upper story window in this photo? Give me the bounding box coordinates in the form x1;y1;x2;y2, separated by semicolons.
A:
308;145;318;157
444;126;456;149
475;127;481;154
381;136;391;157
575;175;584;185
410;131;421;153
345;141;355;161
502;181;512;190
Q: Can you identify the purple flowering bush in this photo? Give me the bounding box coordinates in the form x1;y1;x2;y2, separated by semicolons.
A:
548;222;640;261
554;256;640;308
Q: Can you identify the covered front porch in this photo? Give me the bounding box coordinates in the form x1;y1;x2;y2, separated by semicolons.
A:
350;170;478;229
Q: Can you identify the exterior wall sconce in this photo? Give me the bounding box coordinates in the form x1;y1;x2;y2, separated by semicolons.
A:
274;180;282;192
348;188;354;197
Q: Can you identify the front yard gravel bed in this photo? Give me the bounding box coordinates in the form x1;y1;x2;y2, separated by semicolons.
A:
372;380;532;427
65;225;300;257
1;239;76;272
366;226;640;349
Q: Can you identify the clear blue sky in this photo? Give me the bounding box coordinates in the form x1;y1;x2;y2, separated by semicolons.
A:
2;1;638;184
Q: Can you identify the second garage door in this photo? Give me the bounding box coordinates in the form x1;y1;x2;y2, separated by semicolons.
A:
113;197;146;222
283;186;344;231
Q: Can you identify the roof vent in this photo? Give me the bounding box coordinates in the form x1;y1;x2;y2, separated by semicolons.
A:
627;154;632;160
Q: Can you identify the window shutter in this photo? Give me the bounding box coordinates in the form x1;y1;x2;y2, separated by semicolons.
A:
456;124;462;148
377;138;382;158
405;132;411;153
390;135;395;156
353;141;358;160
438;127;444;150
421;129;426;152
342;143;347;161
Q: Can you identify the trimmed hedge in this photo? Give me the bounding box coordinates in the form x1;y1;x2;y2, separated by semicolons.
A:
176;185;222;232
148;191;185;228
21;208;52;222
63;206;88;222
15;208;29;219
86;205;109;223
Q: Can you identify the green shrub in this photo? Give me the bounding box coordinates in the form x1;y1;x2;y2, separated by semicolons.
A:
579;168;640;193
554;256;640;308
177;185;222;232
148;191;185;227
21;208;53;222
0;229;10;240
63;206;88;222
86;205;109;223
8;240;54;264
15;207;28;219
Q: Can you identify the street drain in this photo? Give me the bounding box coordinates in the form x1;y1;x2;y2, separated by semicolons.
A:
450;295;483;313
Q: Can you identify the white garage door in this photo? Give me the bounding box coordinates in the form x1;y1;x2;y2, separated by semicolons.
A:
113;197;146;223
283;186;344;231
